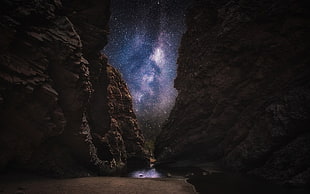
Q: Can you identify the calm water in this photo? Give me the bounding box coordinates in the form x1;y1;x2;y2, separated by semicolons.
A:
128;167;310;194
187;172;310;194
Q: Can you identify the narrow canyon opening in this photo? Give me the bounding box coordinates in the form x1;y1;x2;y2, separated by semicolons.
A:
104;0;193;152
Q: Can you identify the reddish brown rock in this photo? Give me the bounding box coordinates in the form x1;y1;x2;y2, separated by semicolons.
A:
155;0;310;186
0;0;148;177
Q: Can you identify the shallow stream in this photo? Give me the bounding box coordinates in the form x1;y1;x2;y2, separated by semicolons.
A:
128;166;310;194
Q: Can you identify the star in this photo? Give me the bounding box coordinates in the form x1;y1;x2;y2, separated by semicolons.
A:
104;0;193;138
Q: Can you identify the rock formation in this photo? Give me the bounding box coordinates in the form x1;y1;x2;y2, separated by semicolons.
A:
155;0;310;186
0;0;148;177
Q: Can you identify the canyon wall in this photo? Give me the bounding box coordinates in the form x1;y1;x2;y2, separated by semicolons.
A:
155;0;310;186
0;0;148;177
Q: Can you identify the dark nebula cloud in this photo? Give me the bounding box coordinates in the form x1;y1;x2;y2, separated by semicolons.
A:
104;0;192;138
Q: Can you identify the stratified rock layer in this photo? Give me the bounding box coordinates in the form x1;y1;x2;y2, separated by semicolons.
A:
155;0;310;186
0;0;148;177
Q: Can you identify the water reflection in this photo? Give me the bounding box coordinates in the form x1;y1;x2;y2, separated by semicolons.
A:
129;168;165;178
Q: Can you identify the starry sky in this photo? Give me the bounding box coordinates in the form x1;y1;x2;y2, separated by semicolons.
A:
104;0;192;139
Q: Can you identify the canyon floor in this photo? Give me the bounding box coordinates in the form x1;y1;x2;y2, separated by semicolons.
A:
0;174;195;194
1;171;310;194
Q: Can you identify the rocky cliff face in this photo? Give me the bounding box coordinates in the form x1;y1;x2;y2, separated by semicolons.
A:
155;0;310;186
0;0;148;177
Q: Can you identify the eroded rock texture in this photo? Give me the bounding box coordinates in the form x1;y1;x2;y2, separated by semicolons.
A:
155;0;310;186
0;0;148;177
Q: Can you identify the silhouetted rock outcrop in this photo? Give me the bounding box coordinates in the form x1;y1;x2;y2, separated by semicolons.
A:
0;0;148;177
155;0;310;186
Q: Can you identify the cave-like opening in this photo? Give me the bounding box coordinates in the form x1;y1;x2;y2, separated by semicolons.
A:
104;0;193;146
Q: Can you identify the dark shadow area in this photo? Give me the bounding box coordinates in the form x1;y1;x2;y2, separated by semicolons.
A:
188;172;310;194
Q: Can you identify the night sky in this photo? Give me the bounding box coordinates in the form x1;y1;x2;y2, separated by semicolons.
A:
104;0;193;138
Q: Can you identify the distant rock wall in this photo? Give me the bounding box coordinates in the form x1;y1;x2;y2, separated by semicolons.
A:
0;0;148;177
155;0;310;186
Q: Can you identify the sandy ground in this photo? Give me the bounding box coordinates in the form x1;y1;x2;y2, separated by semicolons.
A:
0;175;196;194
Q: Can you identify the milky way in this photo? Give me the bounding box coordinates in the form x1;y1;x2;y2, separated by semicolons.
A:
104;0;192;138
